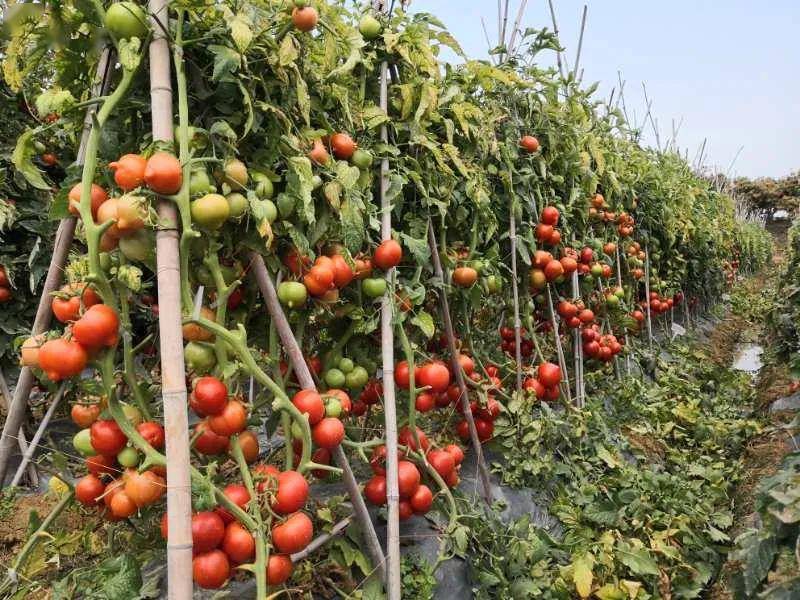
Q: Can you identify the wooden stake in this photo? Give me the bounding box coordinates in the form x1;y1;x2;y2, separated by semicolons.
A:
644;244;654;349
148;1;193;595
0;47;113;484
507;0;530;57
246;252;386;582
572;5;588;80
0;367;37;486
571;270;584;407
509;203;524;393
546;0;566;79
9;383;66;487
428;221;493;504
546;284;572;404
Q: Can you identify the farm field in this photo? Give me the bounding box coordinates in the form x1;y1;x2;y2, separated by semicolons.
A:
0;1;797;598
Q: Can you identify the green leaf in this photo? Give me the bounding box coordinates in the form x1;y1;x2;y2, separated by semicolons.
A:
209;44;241;82
99;554;143;600
616;542;660;576
278;35;298;67
229;14;253;53
411;311;435;339
12;130;49;190
399;233;430;265
340;199;364;254
731;530;778;597
34;88;75;117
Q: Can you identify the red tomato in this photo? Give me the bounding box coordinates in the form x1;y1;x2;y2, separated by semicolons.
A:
207;399;247;437
75;474;105;506
373;239;402;270
222;522;255;564
399;499;414;521
545;385;560;401
415;392;436;412
215;484;251;524
370;445;387;475
124;470;165;507
192;511;226;553
191;377;229;417
410;484;433;514
394;361;414;389
444;444;465;465
266;554;294;585
398;426;429;452
397;460;420;499
194;421;230;455
330;254;355;288
456;354;475;376
417;362;450;393
192;550;230;589
364;474;387;506
38;338;88;381
540;206;559;226
272;512;313;554
136;421;165;449
231;430;259;463
474;418;494;442
71;403;101;428
292;389;324;425
271;471;309;515
330;132;357;159
86;454;117;476
426;449;455;479
109;154;147;191
312;417;345;449
90;419;127;455
537;362;562;388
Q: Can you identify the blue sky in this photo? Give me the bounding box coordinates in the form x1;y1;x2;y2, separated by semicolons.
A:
409;1;800;179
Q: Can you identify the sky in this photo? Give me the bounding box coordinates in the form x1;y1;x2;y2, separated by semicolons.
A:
408;0;800;180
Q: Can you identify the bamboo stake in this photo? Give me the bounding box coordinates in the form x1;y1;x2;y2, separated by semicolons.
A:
507;0;529;57
246;252;386;582
0;47;113;484
572;5;588;80
509;203;524;393
290;516;353;562
614;247;631;376
371;4;401;591
571;270;584;407
546;0;565;79
644;245;654;349
0;367;37;486
148;1;193;595
9;383;66;488
427;221;493;504
546;285;572;404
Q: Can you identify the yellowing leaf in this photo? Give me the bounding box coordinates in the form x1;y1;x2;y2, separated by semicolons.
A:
572;554;594;598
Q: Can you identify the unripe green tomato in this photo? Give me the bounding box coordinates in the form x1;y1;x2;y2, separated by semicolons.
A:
119;230;155;264
191;194;230;230
277;281;308;308
359;13;382;39
223;159;248;188
290;421;304;440
104;1;149;40
185;341;216;374
606;294;620;307
261;199;278;224
323;350;343;370
590;264;603;277
278;194;295;217
293;0;309;7
345;366;369;389
360;358;378;376
485;275;500;294
324;398;342;419
189;169;214;197
120;402;142;426
534;294;546;305
252;172;275;199
362;277;387;298
351;149;374;170
614;287;625;299
324;368;346;388
73;429;96;457
469;260;484;275
98;252;113;272
311;175;323;190
117;446;140;467
338;358;355;374
226;193;248;219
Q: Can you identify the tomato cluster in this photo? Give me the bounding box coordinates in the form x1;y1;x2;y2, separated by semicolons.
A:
522;361;562;401
0;265;12;304
581;327;624;362
643;291;676;315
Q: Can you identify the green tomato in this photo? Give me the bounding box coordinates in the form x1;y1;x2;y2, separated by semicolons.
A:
324;398;342;419
323;350;343;370
606;294;620;307
73;429;96;457
469;260;484;275
277;281;307;308
117;446;140;468
104;2;149;40
277;194;295;217
290;421;304;440
311;175;323;190
485;275;500;294
120;402;142;426
534;294;546;305
345;366;369;389
362;277;387;298
324;368;346;388
226;193;249;219
252;172;275;199
223;159;248;189
590;264;603;277
189;169;215;197
338;357;355;374
360;358;378;376
614;286;625;299
359;14;382;39
259;199;278;224
185;341;216;374
191;194;230;230
351;149;374;170
119;229;156;265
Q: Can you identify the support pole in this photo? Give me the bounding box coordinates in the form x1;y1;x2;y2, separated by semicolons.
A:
0;368;37;486
246;252;386;583
428;222;493;504
0;47;113;484
148;1;193;596
509;203;524;393
644;244;654;349
546;285;572;404
571;271;584;407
